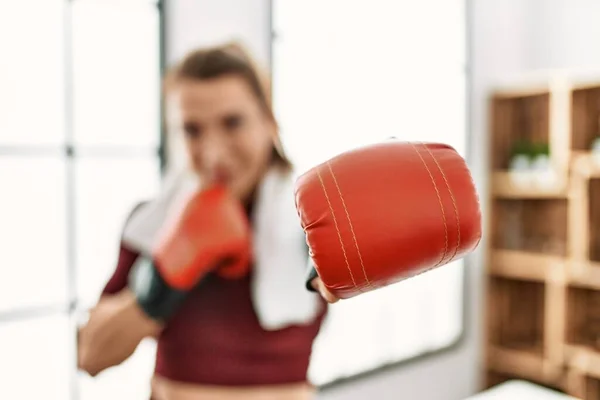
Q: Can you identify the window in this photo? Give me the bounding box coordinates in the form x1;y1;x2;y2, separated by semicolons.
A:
0;156;68;313
0;0;66;146
272;0;468;385
0;315;73;399
0;1;164;399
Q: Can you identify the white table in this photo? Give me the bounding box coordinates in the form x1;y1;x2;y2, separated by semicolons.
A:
465;380;579;400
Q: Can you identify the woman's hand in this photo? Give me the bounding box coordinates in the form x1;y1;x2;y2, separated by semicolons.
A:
311;277;339;304
77;289;162;376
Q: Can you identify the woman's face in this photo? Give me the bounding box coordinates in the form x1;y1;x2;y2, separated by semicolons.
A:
171;75;275;201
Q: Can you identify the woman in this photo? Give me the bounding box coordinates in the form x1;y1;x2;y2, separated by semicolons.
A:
77;43;338;400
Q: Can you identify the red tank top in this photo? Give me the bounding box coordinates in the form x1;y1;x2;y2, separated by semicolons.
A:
103;243;327;387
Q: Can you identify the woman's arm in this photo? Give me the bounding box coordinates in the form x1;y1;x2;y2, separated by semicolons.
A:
77;288;162;376
78;245;163;376
78;203;162;376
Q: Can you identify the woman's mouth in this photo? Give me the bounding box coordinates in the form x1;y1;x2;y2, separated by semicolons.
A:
212;170;232;186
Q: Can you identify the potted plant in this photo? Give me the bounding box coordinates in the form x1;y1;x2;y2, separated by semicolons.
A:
592;115;600;166
508;140;533;187
530;142;557;189
592;135;600;166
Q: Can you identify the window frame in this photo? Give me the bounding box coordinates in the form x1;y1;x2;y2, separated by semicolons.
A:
0;1;166;399
268;0;474;389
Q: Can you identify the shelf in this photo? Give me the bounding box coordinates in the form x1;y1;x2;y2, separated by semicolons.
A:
565;345;600;379
488;346;545;378
484;371;566;393
487;346;560;385
566;287;600;353
488;277;546;354
564;369;600;400
572;152;600;179
486;72;600;400
569;261;600;290
492;172;569;199
571;84;600;155
490;250;566;282
564;346;600;399
591;178;600;265
569;169;600;263
492;69;600;98
490;93;551;170
492;198;568;256
485;371;514;390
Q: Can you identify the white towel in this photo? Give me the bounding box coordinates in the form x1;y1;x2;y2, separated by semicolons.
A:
121;166;322;330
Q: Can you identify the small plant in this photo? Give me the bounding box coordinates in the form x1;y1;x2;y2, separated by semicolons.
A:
508;140;555;189
591;135;600;166
531;142;550;158
510;140;532;160
592;135;600;151
530;142;551;170
592;114;600;154
509;140;550;162
508;140;532;189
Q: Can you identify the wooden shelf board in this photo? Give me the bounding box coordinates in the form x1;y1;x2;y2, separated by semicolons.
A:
572;152;600;179
568;261;600;289
488;346;551;383
491;69;600;97
492;87;551;98
565;345;600;380
570;79;600;91
492;172;568;199
490;250;566;282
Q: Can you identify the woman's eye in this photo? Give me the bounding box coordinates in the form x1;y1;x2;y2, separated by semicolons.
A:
223;115;243;132
183;122;202;139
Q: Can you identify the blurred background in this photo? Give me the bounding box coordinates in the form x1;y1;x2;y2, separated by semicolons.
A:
1;0;600;399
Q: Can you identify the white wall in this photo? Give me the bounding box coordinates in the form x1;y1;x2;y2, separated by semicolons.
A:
523;0;600;71
164;0;600;399
165;0;271;66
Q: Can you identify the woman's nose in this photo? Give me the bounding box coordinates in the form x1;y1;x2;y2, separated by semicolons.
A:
195;132;228;168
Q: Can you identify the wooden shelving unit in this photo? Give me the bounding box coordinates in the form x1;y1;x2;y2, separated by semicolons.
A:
491;172;568;199
485;72;600;399
565;346;600;398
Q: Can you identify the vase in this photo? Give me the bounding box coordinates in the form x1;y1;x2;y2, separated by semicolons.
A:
530;154;557;189
592;137;600;167
509;154;532;188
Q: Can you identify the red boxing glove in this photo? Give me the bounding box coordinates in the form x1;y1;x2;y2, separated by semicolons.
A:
152;185;252;290
295;141;482;299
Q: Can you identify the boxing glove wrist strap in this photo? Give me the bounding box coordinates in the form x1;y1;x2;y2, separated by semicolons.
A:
305;265;319;293
130;259;188;321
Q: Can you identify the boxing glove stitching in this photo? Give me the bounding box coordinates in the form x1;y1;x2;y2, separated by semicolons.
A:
421;143;461;263
316;166;360;291
410;143;449;267
326;161;372;289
